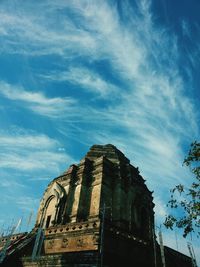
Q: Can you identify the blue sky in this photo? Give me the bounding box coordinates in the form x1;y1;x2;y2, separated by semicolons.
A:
0;0;199;262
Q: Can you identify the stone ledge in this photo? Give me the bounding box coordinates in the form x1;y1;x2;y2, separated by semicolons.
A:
45;220;100;236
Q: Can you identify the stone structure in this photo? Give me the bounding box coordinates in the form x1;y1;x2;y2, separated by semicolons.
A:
0;144;193;267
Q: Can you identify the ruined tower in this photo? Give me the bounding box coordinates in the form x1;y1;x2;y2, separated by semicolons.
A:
2;144;192;267
31;144;155;266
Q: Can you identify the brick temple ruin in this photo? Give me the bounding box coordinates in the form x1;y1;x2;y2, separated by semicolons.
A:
0;144;193;267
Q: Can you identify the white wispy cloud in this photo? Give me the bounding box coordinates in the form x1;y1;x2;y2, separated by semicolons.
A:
181;20;191;38
0;130;72;172
0;128;73;224
0;133;58;150
0;0;196;203
154;197;167;221
0;179;25;188
0;81;76;118
16;196;40;212
42;67;119;97
0;2;97;56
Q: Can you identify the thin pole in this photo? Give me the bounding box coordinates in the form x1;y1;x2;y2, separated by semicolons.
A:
100;203;106;267
187;242;197;267
0;224;4;237
26;211;33;232
158;227;166;267
0;218;22;264
152;223;157;267
191;244;197;266
0;226;15;263
18;216;23;233
174;230;179;251
32;227;44;261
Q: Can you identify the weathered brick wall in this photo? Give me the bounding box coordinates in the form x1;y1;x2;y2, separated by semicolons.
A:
44;221;100;254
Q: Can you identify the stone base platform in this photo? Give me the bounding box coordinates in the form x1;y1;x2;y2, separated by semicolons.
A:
22;251;99;267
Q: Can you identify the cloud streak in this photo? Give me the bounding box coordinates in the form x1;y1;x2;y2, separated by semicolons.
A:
0;81;76;118
0;130;72;172
0;129;74;225
42;67;120;98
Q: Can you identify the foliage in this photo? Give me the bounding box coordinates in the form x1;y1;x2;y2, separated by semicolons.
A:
164;142;200;237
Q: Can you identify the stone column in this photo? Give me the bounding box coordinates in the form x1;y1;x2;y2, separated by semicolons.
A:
61;166;77;224
70;184;81;222
88;157;104;220
76;158;92;221
70;160;86;222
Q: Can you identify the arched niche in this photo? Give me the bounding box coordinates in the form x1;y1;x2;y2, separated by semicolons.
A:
44;196;57;228
36;182;66;228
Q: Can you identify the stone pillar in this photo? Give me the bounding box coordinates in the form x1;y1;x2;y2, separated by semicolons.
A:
70;160;86;222
61;166;77;223
77;158;92;221
70;186;82;223
100;158;114;221
88;157;104;220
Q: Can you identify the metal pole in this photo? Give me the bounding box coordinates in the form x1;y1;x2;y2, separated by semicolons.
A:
0;224;4;237
100;203;106;267
190;244;197;267
18;216;23;233
0;218;22;264
26;211;33;232
0;226;15;263
152;223;157;267
31;227;45;261
175;230;179;251
158;227;166;267
187;242;197;267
